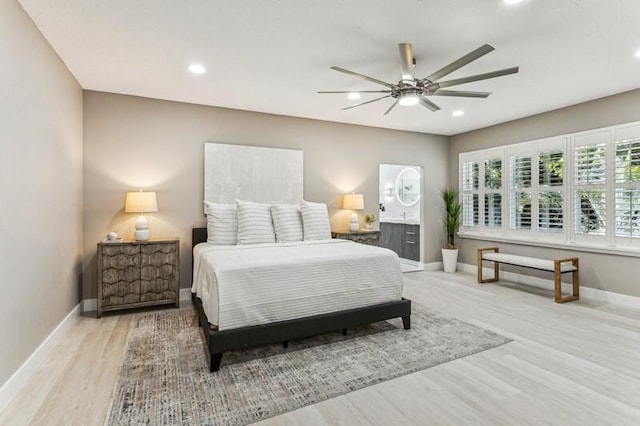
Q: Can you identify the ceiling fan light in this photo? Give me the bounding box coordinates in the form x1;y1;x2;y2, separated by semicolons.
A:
347;92;361;100
398;93;420;106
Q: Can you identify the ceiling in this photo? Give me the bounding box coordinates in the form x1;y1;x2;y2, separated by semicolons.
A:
18;0;640;136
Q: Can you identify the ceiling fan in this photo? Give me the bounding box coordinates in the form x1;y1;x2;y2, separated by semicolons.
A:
318;43;519;115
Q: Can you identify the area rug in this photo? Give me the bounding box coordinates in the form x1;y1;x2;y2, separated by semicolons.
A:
106;305;511;425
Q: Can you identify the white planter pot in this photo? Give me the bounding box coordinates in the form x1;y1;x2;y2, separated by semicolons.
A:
441;248;459;273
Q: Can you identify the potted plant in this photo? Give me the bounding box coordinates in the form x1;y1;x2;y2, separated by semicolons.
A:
364;213;377;230
441;188;462;273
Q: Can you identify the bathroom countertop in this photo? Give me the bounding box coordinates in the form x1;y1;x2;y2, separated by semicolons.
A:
380;218;420;225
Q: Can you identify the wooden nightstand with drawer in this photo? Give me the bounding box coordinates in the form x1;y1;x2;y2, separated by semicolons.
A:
97;238;179;317
331;230;381;246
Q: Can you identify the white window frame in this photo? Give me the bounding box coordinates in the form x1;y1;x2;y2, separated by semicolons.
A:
613;125;640;248
459;148;504;235
458;120;640;256
461;158;480;229
571;131;609;246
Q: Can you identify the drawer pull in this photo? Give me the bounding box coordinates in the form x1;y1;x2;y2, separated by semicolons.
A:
406;231;416;235
405;241;416;244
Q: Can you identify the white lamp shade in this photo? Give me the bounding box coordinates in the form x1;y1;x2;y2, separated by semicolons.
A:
343;193;364;210
125;191;158;213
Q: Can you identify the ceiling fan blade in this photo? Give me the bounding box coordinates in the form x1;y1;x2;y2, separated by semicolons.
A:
398;43;414;80
431;89;491;98
331;66;396;88
341;95;392;110
317;90;392;94
419;97;441;112
384;100;399;116
434;66;519;89
424;44;495;82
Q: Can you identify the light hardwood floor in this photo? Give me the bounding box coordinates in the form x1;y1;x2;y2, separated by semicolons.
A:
2;270;640;425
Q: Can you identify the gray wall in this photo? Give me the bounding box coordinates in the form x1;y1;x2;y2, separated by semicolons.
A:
83;91;449;299
450;89;640;298
0;1;83;387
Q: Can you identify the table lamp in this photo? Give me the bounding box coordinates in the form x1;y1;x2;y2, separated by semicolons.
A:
125;190;158;241
343;193;364;231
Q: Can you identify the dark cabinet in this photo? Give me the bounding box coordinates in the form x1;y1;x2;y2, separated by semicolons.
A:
97;238;179;317
331;230;380;246
380;222;420;262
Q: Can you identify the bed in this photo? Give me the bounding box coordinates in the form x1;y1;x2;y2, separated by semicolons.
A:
191;227;411;372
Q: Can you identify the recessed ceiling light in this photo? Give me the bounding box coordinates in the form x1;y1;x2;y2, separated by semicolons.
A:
347;92;361;100
452;110;465;117
188;64;206;74
503;0;523;4
635;49;640;58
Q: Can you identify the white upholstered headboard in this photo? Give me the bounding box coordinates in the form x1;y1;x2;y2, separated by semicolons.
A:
204;143;304;204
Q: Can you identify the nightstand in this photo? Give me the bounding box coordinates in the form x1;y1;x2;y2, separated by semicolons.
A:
97;238;179;317
331;230;381;246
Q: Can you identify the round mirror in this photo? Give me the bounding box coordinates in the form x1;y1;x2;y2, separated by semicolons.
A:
395;167;421;207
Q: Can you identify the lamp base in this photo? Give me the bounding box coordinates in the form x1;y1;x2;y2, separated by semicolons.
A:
135;229;149;241
134;213;150;241
349;212;359;232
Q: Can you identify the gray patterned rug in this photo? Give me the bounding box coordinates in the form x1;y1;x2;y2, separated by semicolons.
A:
106;305;511;425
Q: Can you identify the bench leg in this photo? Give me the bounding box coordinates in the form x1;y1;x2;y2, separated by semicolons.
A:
554;260;579;303
477;248;499;283
572;259;580;300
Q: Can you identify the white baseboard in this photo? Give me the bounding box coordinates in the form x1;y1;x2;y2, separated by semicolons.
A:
457;262;640;309
423;261;444;271
179;288;192;301
82;288;193;313
0;303;81;417
82;298;96;312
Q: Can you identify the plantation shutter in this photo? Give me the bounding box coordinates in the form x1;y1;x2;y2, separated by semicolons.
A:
614;128;640;239
462;161;479;226
509;155;532;230
483;159;502;227
538;151;564;231
574;139;607;236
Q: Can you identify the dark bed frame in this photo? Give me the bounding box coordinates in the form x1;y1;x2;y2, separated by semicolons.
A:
191;227;412;372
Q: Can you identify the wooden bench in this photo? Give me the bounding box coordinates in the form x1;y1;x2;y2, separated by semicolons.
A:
477;247;579;303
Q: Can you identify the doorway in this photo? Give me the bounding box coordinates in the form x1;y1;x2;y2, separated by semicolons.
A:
379;164;423;272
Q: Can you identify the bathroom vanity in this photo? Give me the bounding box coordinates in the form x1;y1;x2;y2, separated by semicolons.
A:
380;221;420;261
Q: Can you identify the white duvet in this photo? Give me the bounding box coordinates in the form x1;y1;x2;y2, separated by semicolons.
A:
192;239;403;330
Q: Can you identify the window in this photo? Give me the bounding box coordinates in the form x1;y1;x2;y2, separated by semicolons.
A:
574;136;606;237
615;129;640;240
462;161;479;226
484;159;502;227
460;151;504;233
458;121;640;253
538;150;564;232
509;154;532;230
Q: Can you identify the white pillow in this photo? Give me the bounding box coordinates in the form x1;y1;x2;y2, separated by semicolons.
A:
300;201;331;240
271;203;304;242
203;201;237;245
236;200;276;244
